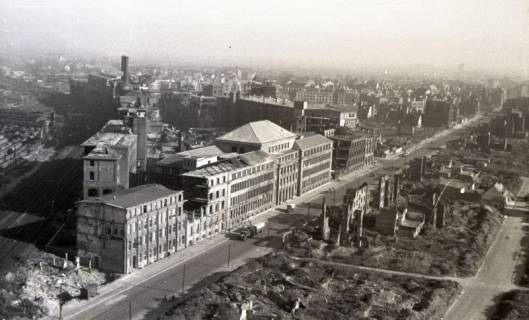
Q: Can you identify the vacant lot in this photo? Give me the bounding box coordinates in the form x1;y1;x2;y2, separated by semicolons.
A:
293;202;501;277
160;252;461;320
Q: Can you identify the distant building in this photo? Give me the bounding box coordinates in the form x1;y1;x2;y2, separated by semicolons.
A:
303;105;359;133
423;99;457;128
77;184;185;274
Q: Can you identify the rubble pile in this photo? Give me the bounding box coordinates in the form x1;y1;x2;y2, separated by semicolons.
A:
0;251;106;319
491;290;529;320
162;252;461;320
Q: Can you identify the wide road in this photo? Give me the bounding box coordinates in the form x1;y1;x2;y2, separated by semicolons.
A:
62;114;490;320
444;214;528;320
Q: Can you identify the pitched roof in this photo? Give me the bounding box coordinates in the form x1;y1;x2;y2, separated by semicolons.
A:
81;184;179;208
294;134;332;150
216;120;296;145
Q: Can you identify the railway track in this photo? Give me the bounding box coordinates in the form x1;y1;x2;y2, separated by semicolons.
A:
0;146;82;270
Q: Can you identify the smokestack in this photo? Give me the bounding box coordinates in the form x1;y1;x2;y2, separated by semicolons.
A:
121;55;130;84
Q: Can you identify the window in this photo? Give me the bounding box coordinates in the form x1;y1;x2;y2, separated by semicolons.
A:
89;171;95;180
88;188;98;197
89;160;95;166
143;205;148;213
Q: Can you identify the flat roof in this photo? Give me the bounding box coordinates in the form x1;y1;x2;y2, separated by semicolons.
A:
81;132;137;148
182;150;273;178
157;146;227;167
81;184;180;208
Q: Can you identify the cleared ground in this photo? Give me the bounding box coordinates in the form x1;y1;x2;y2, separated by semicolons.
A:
161;252;461;320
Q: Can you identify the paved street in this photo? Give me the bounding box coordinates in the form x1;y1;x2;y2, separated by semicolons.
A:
60;114;496;320
443;214;529;320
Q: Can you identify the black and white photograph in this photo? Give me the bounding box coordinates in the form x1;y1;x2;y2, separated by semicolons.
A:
0;1;528;319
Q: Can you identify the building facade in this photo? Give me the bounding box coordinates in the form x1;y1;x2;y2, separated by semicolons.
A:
81;132;138;198
274;149;299;205
294;135;333;195
77;184;185;274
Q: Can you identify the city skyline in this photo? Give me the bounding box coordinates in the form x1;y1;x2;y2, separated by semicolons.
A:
2;0;529;77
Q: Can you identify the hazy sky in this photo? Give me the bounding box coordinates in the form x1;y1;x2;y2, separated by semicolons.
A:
2;0;529;73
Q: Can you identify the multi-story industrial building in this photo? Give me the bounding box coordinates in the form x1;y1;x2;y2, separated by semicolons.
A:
329;134;376;177
81;131;138;198
181;151;276;233
303;105;359;133
294;134;333;195
295;89;334;105
295;89;359;106
180;160;231;240
153;146;234;190
76;184;185;274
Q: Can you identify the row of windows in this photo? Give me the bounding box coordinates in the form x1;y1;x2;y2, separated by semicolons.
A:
209;175;227;187
303;152;331;167
127;194;183;218
127;208;183;234
302;171;330;189
231;162;274;181
279;163;297;175
302;161;331;178
231;183;274;206
268;142;290;153
303;143;332;158
231;172;274;193
230;193;274;218
278;173;297;187
334;139;365;149
207;201;225;214
209;189;226;200
277;152;297;164
189;219;219;235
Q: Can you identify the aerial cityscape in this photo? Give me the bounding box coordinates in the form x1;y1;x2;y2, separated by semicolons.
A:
1;1;529;319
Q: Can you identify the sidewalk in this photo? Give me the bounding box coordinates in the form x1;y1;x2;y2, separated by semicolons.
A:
62;235;229;319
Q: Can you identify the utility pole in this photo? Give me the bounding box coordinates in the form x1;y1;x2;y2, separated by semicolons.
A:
181;264;186;294
227;244;232;267
59;283;62;320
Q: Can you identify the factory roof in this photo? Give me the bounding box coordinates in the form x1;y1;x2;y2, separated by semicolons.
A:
182;151;273;178
81;132;137;148
156;146;227;166
216;120;296;145
83;146;121;160
81;184;180;209
294;134;332;150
